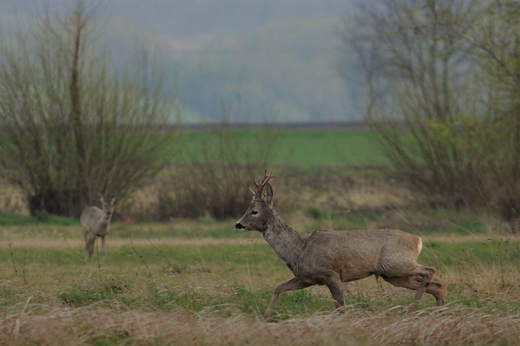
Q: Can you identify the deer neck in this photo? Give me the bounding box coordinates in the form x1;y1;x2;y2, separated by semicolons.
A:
102;210;113;225
263;212;305;266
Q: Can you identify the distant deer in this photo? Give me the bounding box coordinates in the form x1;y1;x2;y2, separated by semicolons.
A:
81;194;116;260
235;171;445;319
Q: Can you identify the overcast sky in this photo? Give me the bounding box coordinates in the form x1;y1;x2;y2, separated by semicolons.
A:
1;0;353;36
0;0;360;123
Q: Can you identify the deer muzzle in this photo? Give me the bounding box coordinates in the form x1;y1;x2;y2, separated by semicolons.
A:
235;222;246;230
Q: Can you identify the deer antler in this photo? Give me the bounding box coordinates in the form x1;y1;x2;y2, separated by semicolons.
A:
253;169;275;198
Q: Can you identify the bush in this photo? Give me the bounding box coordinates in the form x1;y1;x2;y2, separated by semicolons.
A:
0;5;175;217
156;124;280;220
305;206;327;221
342;0;520;220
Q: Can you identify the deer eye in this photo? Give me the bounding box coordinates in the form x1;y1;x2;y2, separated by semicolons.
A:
251;210;259;216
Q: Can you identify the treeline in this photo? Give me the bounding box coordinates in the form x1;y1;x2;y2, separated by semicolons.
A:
340;0;520;221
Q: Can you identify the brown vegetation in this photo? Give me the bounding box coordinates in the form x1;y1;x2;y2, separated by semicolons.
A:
1;305;519;345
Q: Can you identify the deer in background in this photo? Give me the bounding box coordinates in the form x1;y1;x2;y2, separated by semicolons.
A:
81;194;116;260
235;171;445;319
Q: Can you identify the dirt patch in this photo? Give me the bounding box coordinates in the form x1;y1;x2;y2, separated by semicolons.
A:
0;238;260;249
0;233;508;250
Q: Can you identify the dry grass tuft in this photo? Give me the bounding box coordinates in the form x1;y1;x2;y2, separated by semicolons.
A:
1;306;519;345
0;182;28;215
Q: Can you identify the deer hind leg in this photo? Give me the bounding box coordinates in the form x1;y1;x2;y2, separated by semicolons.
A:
382;267;443;311
409;266;435;312
426;280;445;306
265;277;311;320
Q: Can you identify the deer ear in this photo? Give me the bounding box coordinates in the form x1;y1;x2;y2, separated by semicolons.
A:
262;183;273;205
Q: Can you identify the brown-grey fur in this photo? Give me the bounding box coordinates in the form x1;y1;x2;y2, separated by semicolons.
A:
235;172;445;319
80;194;116;260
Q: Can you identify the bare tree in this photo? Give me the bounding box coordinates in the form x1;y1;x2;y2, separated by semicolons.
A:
0;2;176;217
339;0;496;209
452;0;520;219
157;97;280;220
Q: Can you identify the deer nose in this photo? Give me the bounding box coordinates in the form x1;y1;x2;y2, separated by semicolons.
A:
235;222;245;230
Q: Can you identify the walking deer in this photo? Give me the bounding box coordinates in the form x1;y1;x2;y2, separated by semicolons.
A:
81;194;116;260
235;171;445;319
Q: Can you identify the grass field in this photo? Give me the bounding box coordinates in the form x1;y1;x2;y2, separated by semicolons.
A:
269;129;387;167
0;218;519;345
175;128;388;167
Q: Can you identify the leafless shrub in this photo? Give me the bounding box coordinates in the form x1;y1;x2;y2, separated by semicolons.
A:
157;123;280;220
340;0;520;221
0;4;175;217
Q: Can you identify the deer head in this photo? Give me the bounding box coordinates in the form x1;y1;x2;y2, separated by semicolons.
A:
235;170;275;232
99;193;116;217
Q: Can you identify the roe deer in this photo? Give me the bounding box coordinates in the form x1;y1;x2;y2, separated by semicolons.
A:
81;194;116;260
235;171;445;319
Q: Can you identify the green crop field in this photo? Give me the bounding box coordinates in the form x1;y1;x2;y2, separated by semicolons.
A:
269;129;387;166
173;128;388;167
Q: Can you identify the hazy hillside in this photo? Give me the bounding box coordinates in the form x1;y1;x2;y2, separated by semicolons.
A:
0;0;360;124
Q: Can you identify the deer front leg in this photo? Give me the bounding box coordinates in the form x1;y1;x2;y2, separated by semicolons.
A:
264;277;311;320
101;236;106;258
86;233;96;261
325;278;346;313
84;231;94;260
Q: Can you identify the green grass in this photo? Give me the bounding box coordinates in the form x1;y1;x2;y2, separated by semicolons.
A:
422;239;520;268
1;229;520;315
1;223;520;345
0;208;518;318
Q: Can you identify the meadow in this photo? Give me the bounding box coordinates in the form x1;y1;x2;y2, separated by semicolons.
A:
0;219;519;345
0;128;519;345
174;127;388;167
